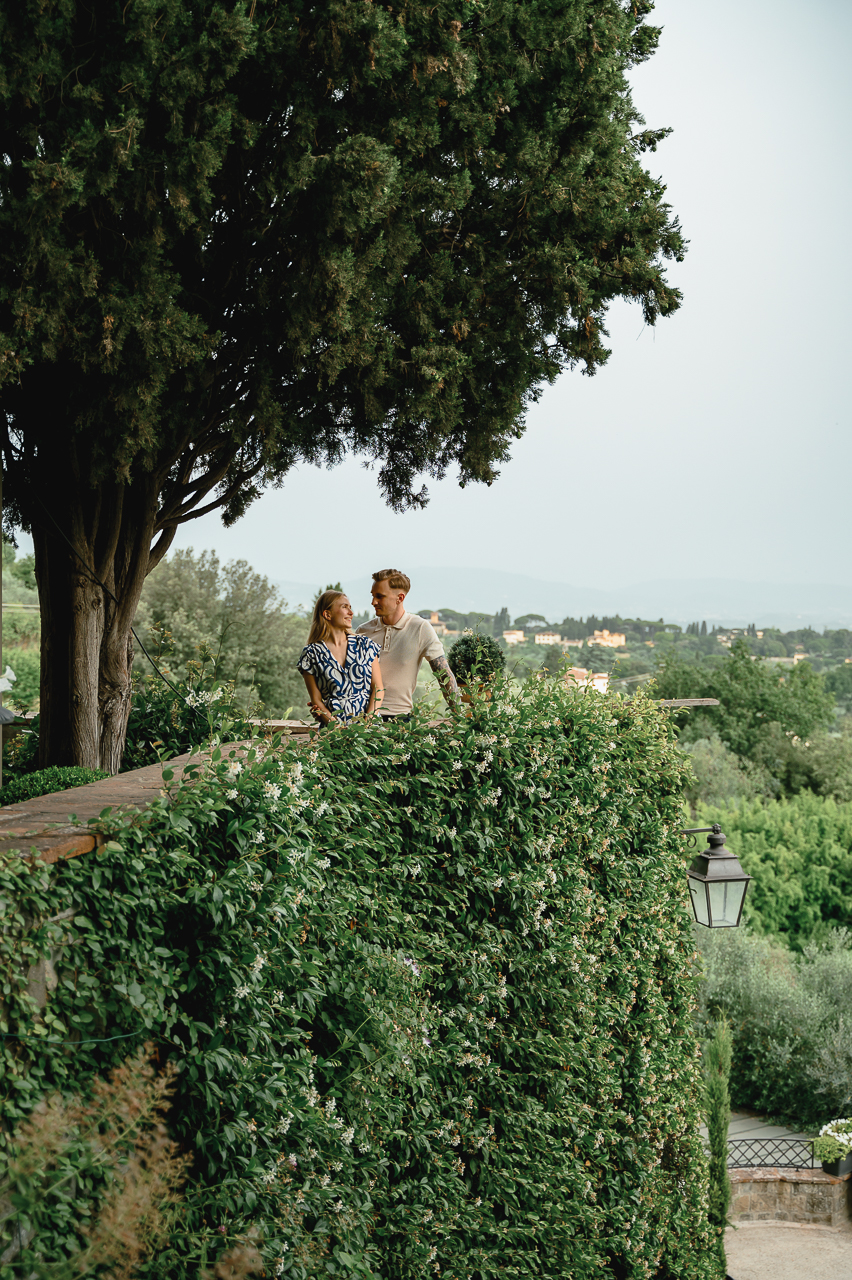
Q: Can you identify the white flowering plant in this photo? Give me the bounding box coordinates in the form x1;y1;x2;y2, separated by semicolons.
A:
814;1119;852;1162
122;627;265;771
1;676;717;1279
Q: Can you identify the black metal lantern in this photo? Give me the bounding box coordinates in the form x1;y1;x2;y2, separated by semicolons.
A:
683;824;752;928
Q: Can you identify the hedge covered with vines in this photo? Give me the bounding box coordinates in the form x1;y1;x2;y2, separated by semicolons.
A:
0;679;716;1279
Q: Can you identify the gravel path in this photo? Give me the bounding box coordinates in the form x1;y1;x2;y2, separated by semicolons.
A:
726;1224;852;1279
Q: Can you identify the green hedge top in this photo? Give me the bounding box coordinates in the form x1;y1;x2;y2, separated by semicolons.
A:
0;677;715;1280
0;765;109;808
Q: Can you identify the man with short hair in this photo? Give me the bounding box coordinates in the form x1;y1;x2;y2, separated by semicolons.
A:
356;569;459;719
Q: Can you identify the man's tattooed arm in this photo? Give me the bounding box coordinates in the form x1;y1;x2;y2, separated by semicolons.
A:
428;653;461;709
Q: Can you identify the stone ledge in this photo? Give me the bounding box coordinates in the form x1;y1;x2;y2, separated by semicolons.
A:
0;750;201;862
731;1167;851;1185
0;726;320;863
730;1166;852;1228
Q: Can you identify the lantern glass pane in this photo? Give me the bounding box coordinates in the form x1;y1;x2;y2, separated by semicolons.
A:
688;875;710;927
708;878;746;928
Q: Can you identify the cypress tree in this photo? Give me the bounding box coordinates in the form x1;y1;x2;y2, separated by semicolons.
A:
705;1018;732;1278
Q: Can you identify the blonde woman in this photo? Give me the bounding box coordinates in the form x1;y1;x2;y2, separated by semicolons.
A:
297;590;384;725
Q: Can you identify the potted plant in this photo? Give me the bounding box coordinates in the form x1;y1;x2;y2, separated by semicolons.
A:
814;1119;852;1176
448;632;506;699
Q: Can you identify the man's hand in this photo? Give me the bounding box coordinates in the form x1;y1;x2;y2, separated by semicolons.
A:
428;654;461;709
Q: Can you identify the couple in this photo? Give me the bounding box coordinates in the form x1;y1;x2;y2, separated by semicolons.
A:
297;569;460;726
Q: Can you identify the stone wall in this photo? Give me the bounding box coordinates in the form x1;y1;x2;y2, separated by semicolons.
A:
730;1167;852;1227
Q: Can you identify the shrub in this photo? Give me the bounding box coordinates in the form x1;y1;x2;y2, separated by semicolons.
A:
0;765;109;807
0;608;41;648
703;1020;732;1280
681;735;765;812
447;633;506;684
1;1046;189;1278
814;1119;852;1163
1;715;39;781
0;680;716;1279
696;926;852;1127
121;635;265;773
694;793;852;944
1;646;40;708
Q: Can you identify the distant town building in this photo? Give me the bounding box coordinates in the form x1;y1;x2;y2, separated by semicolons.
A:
503;630;525;645
587;629;625;648
534;631;563;646
564;667;609;693
429;610;450;636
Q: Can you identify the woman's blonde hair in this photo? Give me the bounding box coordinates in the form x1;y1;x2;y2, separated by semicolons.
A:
308;590;346;645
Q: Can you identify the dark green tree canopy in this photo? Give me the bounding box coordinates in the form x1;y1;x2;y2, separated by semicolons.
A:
1;0;683;525
0;0;684;769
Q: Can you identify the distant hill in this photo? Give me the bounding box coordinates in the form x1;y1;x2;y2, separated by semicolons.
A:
273;568;852;633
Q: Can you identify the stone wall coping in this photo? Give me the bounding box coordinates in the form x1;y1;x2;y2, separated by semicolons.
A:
0;725;324;863
730;1166;851;1185
0;749;206;862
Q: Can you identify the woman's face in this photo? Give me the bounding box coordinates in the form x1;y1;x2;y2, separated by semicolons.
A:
324;595;353;631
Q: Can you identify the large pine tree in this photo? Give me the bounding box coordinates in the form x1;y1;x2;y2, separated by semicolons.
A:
0;0;684;769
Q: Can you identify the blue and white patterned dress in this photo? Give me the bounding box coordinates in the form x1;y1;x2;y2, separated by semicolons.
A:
297;635;381;722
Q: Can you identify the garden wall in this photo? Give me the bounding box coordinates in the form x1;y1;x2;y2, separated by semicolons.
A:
1;682;717;1280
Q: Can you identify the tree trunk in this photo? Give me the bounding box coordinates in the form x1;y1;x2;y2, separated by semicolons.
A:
31;463;167;773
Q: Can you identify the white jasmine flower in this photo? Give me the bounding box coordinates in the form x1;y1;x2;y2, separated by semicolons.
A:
235;984;250;998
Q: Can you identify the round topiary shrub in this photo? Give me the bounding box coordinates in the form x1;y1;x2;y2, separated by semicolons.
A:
448;632;506;684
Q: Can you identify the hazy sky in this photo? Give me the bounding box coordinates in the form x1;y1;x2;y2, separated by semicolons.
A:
163;0;852;599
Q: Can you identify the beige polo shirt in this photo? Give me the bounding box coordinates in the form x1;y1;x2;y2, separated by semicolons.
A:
356;612;445;715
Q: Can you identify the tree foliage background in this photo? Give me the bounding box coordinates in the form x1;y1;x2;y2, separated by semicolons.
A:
133;549;309;718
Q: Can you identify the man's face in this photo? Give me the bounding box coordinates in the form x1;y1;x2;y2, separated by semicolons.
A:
371;579;405;623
